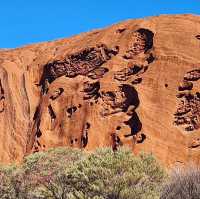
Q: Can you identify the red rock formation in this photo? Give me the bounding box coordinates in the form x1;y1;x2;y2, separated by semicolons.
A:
1;14;200;167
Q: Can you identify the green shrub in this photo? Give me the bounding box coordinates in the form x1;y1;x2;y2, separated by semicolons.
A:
0;147;166;199
38;147;166;199
23;147;84;174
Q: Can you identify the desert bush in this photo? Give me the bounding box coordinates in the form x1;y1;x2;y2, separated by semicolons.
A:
161;166;200;199
23;147;84;174
0;147;84;199
0;164;29;199
39;147;166;199
0;147;166;199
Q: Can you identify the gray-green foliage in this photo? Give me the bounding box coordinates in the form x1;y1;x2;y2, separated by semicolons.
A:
23;147;84;174
161;166;200;199
0;147;166;199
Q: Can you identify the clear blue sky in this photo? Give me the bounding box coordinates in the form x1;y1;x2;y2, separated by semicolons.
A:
0;0;199;48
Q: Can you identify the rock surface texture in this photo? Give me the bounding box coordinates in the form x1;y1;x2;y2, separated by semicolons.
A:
1;14;200;167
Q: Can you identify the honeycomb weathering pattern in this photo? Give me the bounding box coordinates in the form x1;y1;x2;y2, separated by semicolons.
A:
40;45;119;83
29;32;153;153
174;69;200;131
1;14;200;167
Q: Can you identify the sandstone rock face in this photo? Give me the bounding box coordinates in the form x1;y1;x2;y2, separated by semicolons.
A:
1;14;200;167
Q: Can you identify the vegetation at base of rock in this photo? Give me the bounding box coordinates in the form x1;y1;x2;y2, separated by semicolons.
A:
0;147;166;199
161;166;200;199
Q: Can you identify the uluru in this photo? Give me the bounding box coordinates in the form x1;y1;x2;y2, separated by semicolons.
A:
0;14;200;167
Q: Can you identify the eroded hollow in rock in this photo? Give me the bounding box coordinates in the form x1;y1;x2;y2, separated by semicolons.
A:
137;133;146;143
70;137;79;146
174;69;200;131
100;84;139;117
81;122;90;148
132;77;143;85
48;105;56;119
66;106;77;118
196;35;200;40
124;112;142;136
137;28;154;51
114;66;137;81
174;94;200;131
39;44;119;93
114;64;148;82
178;80;193;91
116;28;126;33
0;79;5;113
111;133;122;151
32;126;43;153
83;81;100;100
146;53;155;64
184;69;200;81
189;138;200;148
116;126;121;130
33;106;40;120
36;129;42;138
121;84;140;111
123;28;154;59
0;79;4;97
